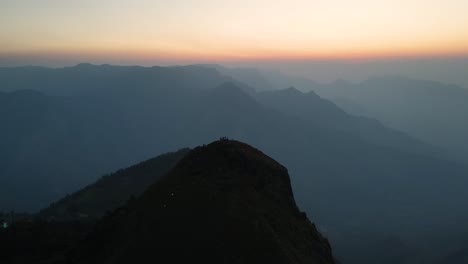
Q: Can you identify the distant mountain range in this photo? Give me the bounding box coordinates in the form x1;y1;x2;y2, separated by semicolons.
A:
255;87;438;156
311;76;468;163
211;65;468;162
1;63;468;263
210;64;468;163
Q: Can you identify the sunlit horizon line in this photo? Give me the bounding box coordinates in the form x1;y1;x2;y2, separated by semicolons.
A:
2;48;468;65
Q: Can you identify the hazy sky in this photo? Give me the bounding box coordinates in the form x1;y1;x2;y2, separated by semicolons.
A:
1;0;468;62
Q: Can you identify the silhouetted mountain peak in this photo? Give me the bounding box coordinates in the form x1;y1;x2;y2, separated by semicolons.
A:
193;63;223;68
257;86;342;115
264;87;326;101
74;140;335;264
73;63;96;69
161;139;296;207
283;86;303;94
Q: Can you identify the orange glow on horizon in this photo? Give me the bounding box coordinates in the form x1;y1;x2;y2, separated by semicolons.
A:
3;44;468;63
1;0;468;63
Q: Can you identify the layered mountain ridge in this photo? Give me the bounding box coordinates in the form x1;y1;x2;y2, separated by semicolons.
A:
2;64;468;263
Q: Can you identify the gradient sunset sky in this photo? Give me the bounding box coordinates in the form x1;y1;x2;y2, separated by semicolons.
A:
1;0;468;63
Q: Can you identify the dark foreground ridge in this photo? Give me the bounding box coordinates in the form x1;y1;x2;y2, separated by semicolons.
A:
72;139;335;264
1;140;335;263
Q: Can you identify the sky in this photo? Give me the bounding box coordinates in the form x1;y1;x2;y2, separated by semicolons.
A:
1;0;467;87
1;0;468;61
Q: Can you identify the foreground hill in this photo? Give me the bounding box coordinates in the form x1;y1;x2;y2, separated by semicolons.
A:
71;140;335;264
1;140;335;264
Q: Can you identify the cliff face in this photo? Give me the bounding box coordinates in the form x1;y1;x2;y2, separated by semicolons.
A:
74;140;335;264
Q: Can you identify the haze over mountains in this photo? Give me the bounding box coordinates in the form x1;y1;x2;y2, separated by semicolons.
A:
1;63;468;263
311;76;468;163
213;64;468;163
